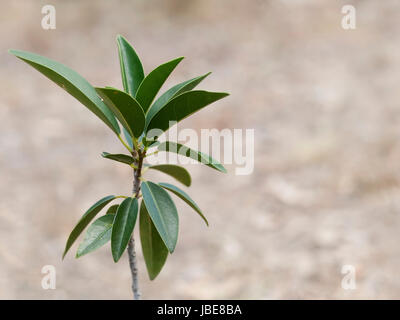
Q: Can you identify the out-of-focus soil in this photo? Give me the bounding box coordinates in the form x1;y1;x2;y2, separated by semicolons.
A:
1;0;400;299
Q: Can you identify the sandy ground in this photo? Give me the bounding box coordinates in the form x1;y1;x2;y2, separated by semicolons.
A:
1;0;400;299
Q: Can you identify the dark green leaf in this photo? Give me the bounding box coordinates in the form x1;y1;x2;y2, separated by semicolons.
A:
141;181;179;253
101;152;134;165
148;164;191;187
140;202;168;280
157;141;227;173
146;72;211;124
146;90;229;133
76;214;115;258
9;49;120;135
63;195;116;258
96;87;145;138
106;204;119;214
159;182;208;226
136;57;184;113
111;197;138;262
116;35;144;96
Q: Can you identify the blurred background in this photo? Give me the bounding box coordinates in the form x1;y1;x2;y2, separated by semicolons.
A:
1;0;400;299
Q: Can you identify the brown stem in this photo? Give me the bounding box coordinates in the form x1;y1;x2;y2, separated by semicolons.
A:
127;237;140;300
133;150;143;197
127;149;145;300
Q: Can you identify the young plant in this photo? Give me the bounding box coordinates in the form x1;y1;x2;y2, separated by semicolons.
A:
9;35;228;299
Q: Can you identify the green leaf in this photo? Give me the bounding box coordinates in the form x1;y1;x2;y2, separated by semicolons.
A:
157;141;227;173
123;127;134;149
76;214;115;258
63;195;116;259
101;152;134;165
106;204;119;214
111;197;138;262
116;35;144;97
146;72;211;124
148;164;191;187
159;182;208;226
136;57;184;113
140;202;168;280
141;181;179;253
9;49;120;135
96;87;145;138
146;90;229;133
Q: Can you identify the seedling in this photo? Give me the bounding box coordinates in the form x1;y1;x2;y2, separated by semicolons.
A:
9;35;229;299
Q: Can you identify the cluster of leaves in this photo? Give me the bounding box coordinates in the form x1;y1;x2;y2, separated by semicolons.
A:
9;35;228;280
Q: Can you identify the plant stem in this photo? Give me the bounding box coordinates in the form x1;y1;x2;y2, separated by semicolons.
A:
127;237;140;300
133;149;144;198
127;148;145;300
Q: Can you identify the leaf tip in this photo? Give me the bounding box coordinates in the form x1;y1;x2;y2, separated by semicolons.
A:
8;49;24;59
111;244;123;263
116;34;125;42
219;166;228;173
149;274;157;281
173;56;185;64
220;92;230;98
